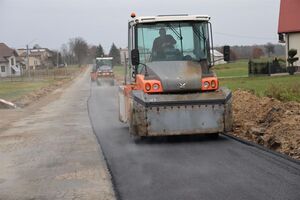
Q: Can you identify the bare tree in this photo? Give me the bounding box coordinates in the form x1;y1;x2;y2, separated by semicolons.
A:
33;44;41;49
88;45;97;59
69;37;88;66
252;47;264;59
83;45;97;64
265;43;275;57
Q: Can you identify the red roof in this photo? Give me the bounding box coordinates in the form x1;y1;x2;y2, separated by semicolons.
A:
278;0;300;33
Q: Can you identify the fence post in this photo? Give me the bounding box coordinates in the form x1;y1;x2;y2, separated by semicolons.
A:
248;60;252;76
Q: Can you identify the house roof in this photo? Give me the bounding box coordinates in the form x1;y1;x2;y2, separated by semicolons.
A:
0;43;17;57
278;0;300;33
0;43;18;63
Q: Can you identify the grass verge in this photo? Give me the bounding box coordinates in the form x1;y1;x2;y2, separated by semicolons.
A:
220;75;300;102
0;80;56;101
113;65;125;77
212;60;248;77
0;66;84;102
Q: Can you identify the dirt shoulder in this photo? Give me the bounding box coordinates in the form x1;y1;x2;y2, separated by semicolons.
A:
0;67;115;199
0;68;85;131
232;90;300;160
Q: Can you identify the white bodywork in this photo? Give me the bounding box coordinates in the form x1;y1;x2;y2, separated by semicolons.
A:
130;15;210;25
96;57;113;61
118;86;127;123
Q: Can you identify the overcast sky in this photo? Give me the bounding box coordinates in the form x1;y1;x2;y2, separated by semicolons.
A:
0;0;281;52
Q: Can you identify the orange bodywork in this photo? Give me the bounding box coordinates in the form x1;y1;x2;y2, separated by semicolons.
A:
90;72;97;81
201;77;219;91
135;74;163;93
124;84;136;96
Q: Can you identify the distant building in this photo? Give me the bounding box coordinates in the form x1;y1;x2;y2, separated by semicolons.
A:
119;48;128;65
17;48;53;69
0;43;22;77
211;49;226;65
278;0;300;66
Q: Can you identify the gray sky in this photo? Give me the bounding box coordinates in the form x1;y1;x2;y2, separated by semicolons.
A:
0;0;280;52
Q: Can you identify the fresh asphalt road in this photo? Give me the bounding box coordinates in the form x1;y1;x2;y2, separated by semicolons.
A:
88;83;300;200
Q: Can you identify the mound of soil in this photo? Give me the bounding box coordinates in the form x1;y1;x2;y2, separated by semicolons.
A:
232;90;300;160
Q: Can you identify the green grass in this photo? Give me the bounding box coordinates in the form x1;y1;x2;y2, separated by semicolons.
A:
212;57;287;78
0;66;84;102
113;65;125;79
0;80;55;101
220;75;300;102
212;60;248;78
113;65;126;77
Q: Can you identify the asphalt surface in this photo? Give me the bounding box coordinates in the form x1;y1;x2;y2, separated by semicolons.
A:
88;83;300;200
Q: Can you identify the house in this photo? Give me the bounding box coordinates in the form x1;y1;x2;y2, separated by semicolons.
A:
278;0;300;66
17;48;53;70
0;43;21;77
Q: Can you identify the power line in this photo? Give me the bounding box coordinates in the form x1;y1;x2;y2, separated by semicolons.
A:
214;32;277;40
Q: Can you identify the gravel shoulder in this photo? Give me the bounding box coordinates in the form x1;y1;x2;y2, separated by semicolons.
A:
0;67;115;200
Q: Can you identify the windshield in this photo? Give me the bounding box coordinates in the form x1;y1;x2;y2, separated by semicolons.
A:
98;66;112;71
96;59;113;67
137;22;209;63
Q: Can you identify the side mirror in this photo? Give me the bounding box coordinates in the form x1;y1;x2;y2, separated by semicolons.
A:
131;49;140;66
223;45;230;62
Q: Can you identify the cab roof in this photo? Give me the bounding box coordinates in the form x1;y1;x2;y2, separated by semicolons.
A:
129;14;210;25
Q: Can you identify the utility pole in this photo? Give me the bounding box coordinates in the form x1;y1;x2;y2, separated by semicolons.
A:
25;39;36;79
26;44;30;78
57;51;59;68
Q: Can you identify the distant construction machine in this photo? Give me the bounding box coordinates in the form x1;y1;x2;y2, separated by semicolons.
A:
91;57;114;85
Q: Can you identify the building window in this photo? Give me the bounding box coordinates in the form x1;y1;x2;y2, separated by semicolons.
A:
11;58;14;65
1;66;5;72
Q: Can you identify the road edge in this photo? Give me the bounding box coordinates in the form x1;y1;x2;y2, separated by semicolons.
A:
87;82;121;200
223;133;300;165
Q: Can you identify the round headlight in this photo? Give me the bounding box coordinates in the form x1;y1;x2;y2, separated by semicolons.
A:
204;81;210;88
153;83;160;90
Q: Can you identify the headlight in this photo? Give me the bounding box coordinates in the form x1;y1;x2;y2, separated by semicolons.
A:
203;81;210;88
153;83;160;90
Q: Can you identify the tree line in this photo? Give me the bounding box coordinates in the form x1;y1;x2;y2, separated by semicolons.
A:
38;37;121;67
37;38;284;67
216;43;285;61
